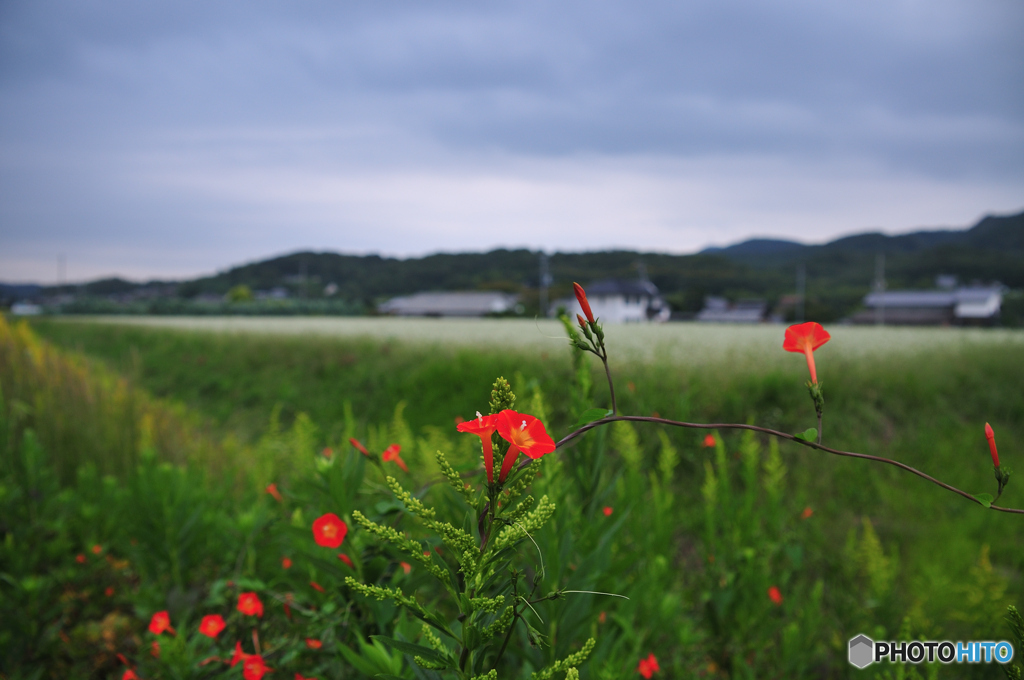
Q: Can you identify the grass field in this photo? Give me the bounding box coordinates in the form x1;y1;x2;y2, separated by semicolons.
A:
6;315;1024;678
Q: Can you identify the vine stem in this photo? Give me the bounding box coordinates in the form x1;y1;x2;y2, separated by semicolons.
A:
550;415;1024;515
600;346;617;415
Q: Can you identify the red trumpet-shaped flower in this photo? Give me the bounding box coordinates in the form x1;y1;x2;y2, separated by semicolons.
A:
198;614;225;639
237;592;264;618
148;611;176;636
985;423;1000;467
574;282;595;323
337;553;354;569
230;641;248;667
457;412;499;483
312;513;348;548
265;483;283;503
349;438;370;456
305;638;323;649
783;322;831;384
637;653;660;678
495;409;556;483
382;444;408;472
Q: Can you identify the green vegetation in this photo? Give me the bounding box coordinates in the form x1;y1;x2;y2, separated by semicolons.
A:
3;316;1024;678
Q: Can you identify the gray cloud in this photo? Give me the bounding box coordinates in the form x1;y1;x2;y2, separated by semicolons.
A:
1;0;1021;281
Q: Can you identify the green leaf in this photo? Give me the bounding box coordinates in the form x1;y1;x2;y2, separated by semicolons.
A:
973;493;994;508
370;635;450;666
575;408;613;429
793;428;817;442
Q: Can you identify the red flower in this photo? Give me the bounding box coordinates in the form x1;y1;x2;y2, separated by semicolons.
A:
494;409;556;483
198;614;225;638
702;434;716;448
782;322;831;384
309;581;325;592
603;506;613;516
457;412;499;483
985;423;1000;467
151;641;160;658
576;313;587;329
768;585;783;606
122;670;139;680
312;513;348;548
242;654;270;680
574;282;595;323
75;553;86;564
148;611;176;636
637;653;660;678
321;447;333;459
105;587;115;597
305;638;323;649
282;556;292;569
265;483;283;502
237;592;264;618
382;444;408;472
230;641;248;667
349;438;370;456
598;611;607;623
337;553;354;569
801;506;813;519
92;544;103;554
400;561;411;574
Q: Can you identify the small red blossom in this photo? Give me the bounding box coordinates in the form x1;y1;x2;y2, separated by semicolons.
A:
598;611;607;624
282;557;292;569
349;438;370;455
122;670;139;680
457;412;500;482
382;443;409;472
321;447;333;458
494;409;556;483
309;581;324;592
230;641;247;667
151;641;160;658
75;553;86;563
305;638;323;650
242;654;270;680
801;506;814;519
400;562;411;575
148;611;176;636
105;586;115;597
265;483;283;502
117;653;130;666
576;313;587;329
768;585;783;606
312;513;348;548
237;592;264;618
783;322;831;384
92;544;103;554
573;282;595;323
199;614;226;638
985;423;1000;467
637;653;660;678
603;506;613;516
702;434;716;448
337;553;354;569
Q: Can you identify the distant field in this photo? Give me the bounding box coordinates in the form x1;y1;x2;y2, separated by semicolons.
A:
37;315;1024;366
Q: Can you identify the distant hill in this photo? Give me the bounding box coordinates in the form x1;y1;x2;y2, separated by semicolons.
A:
6;210;1022;322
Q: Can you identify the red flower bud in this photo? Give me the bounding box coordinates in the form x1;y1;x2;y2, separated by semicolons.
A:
985;423;999;467
768;585;783;606
573;282;595;323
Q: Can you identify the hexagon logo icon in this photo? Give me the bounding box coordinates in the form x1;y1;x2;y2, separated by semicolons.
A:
849;634;874;669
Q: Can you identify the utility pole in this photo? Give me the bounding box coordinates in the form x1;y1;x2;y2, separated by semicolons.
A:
796;263;806;323
874;253;886;326
538;252;552;317
58;254;66;289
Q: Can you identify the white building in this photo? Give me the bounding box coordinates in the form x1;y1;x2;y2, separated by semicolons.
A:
551;279;670;323
853;286;1005;325
378;291;519;317
695;297;768;323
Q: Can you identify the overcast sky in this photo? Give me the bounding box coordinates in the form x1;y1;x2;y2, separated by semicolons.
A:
1;0;1022;283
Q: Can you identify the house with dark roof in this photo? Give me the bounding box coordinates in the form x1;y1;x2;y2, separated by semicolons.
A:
695;297;770;323
850;286;1005;325
551;279;670;323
